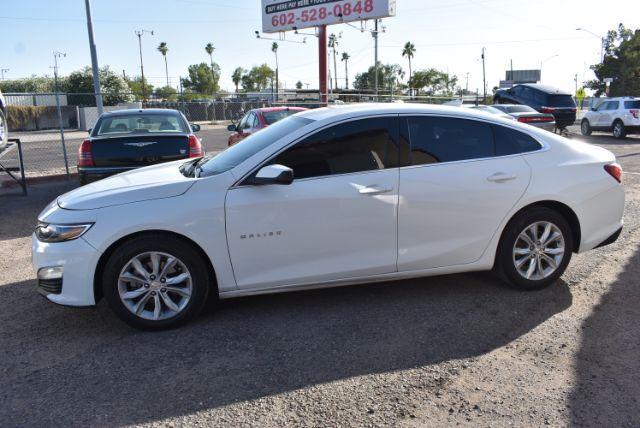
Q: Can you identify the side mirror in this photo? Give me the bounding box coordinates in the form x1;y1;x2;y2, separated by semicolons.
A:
191;123;201;132
227;124;237;132
591;107;597;111
251;164;293;185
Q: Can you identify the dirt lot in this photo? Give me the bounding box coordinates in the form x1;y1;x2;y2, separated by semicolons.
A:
0;130;639;426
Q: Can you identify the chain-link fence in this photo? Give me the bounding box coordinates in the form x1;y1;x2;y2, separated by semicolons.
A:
1;91;470;181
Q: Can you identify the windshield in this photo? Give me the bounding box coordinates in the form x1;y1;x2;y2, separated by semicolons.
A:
198;116;313;177
548;95;576;108
263;109;303;125
95;113;187;136
505;105;536;113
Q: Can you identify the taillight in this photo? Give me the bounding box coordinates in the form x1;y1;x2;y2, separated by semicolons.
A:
188;135;203;158
630;110;639;119
570;108;577;113
540;106;556;113
604;163;623;183
78;139;93;167
518;115;554;123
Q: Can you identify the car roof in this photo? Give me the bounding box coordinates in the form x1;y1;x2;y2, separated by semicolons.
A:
252;106;308;114
102;108;181;117
296;103;521;124
518;83;572;95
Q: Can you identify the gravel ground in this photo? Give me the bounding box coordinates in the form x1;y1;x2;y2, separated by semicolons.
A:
0;130;638;427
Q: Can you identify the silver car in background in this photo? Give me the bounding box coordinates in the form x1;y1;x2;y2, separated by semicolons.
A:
466;105;516;121
492;104;556;131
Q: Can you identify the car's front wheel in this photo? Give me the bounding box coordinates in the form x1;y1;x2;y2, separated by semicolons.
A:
0;108;7;151
580;119;592;136
496;207;573;290
102;234;211;330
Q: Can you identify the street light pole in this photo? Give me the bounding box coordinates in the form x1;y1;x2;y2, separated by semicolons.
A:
84;0;103;115
0;69;8;80
576;27;605;63
135;29;154;101
53;51;70;177
481;47;486;104
373;19;379;98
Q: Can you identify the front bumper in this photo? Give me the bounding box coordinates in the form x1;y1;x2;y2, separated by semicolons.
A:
32;234;101;306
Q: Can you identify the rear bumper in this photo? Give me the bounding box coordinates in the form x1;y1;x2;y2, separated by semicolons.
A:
553;114;577;128
78;166;139;183
595;226;622;249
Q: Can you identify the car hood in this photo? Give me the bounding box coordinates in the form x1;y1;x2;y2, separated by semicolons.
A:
58;160;195;210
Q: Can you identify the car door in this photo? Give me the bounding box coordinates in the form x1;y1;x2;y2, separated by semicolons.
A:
593;101;613;127
397;116;532;271
225;116;401;290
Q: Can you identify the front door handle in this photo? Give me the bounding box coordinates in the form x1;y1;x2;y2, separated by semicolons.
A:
359;186;393;195
487;172;517;183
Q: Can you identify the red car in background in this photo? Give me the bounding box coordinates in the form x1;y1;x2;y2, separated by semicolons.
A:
227;106;307;146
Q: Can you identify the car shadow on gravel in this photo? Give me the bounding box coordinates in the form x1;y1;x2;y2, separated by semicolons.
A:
0;272;572;425
569;245;640;426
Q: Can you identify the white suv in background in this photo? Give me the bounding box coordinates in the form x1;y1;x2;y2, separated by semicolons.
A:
581;97;640;139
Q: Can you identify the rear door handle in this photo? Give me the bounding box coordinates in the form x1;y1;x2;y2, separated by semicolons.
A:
487;172;517;183
359;186;393;195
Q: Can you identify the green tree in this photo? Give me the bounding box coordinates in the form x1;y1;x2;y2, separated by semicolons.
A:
155;85;177;100
0;76;56;93
341;52;350;89
586;24;640;96
402;42;416;95
296;80;303;90
127;76;154;99
241;64;274;92
182;62;220;95
409;68;458;96
65;66;131;105
157;42;169;87
353;62;404;92
232;67;244;93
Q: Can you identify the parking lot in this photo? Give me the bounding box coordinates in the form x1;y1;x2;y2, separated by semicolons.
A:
1;130;639;426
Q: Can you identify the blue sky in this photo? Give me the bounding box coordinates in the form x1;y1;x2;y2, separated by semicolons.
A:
1;0;638;94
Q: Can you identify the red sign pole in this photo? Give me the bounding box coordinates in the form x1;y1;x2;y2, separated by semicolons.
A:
318;25;328;105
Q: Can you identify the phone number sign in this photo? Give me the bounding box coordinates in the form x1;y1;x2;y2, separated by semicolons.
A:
261;0;396;33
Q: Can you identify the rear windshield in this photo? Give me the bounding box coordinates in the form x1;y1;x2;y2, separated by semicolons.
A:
262;109;301;125
95;113;186;136
547;95;576;108
624;100;640;109
505;105;536;113
198;116;313;177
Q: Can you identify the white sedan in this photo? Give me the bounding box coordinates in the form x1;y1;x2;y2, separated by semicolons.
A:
33;104;625;330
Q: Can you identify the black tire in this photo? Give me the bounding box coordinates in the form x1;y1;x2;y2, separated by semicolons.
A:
0;108;7;151
613;120;627;139
495;207;573;291
580;119;592;136
102;234;211;330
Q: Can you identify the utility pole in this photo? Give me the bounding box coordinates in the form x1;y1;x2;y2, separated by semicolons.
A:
373;19;379;97
0;69;8;80
465;72;469;93
574;73;578;94
53;51;70;177
84;0;103;115
481;47;486;104
135;29;154;101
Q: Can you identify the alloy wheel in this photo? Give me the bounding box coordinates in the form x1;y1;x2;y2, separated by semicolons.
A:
512;221;565;281
0;113;6;146
118;251;193;321
614;123;623;138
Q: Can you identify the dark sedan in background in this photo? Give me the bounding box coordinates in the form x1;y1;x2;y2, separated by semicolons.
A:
78;109;203;185
494;83;577;129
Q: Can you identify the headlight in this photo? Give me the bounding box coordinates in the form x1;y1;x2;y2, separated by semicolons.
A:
34;222;93;243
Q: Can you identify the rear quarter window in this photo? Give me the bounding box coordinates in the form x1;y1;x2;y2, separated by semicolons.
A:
624;100;640;109
493;125;542;156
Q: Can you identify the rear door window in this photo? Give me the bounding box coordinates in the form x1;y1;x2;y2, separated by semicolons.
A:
493;126;542;156
405;117;494;165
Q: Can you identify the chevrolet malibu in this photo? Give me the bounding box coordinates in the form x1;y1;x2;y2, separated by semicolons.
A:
33;104;625;330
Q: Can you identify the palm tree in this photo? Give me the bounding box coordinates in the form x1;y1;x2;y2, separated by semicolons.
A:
205;42;216;90
271;42;279;101
341;52;350;89
402;42;416;96
157;42;169;87
328;34;339;90
232;67;244;93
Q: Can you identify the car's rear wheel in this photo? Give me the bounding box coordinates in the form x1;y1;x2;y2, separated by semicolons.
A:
0;109;7;150
613;120;626;139
580;119;592;136
496;207;573;290
102;235;210;330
